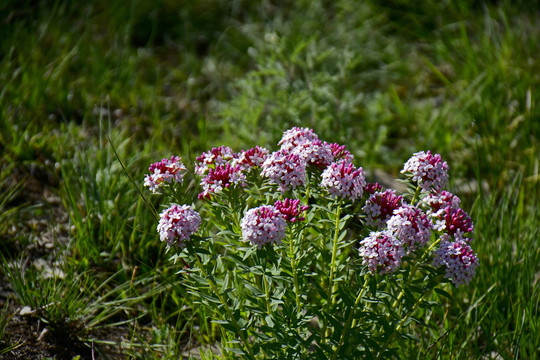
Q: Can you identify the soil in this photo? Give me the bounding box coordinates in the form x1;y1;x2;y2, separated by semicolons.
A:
0;160;128;359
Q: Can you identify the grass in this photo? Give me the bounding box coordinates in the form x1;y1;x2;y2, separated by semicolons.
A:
1;0;539;358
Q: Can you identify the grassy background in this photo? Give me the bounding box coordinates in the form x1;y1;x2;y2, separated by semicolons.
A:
1;0;539;358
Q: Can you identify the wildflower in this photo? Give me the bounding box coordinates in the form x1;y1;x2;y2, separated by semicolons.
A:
144;156;187;193
321;162;366;201
387;204;432;251
234;146;270;169
433;236;478;287
195;146;236;176
420;191;461;216
362;190;403;228
291;139;334;169
359;230;405;274
433;205;474;239
241;205;287;249
364;182;383;195
198;163;246;199
324;142;355;163
401;151;449;192
278;127;319;153
261;150;307;193
157;204;201;247
274;198;309;223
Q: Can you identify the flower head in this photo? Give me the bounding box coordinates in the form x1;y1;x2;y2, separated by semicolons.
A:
387;204;432;251
359;230;405;274
433;237;478;287
433;205;474;239
278;127;319;152
157;204;201;247
144;156;187;193
198;163;246;199
195;146;236;176
241;205;287;249
321;162;366;201
324;142;355;163
261;150;307;193
401;151;449;192
364;182;383;195
362;190;403;228
421;191;461;215
291;139;334;169
274;198;309;223
234;146;270;169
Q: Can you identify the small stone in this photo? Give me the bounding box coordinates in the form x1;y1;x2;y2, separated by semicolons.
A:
19;306;34;316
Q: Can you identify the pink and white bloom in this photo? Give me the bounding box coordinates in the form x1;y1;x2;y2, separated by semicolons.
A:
274;198;309;223
234;146;269;169
420;191;461;216
324;142;355;163
261;150;307;193
387;204;432;251
144;156;187;193
359;230;405;274
278;127;320;153
433;205;474;240
195;146;236;176
321;162;366;201
241;205;287;249
362;190;403;228
157;204;201;247
401;151;449;192
433;237;478;287
291;139;334;169
198;163;246;199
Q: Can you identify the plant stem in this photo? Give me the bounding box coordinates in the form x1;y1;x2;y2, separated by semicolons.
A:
290;226;302;311
324;201;343;339
192;252;256;360
332;276;370;360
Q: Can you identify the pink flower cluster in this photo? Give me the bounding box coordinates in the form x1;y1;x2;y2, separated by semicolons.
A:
195;146;269;199
261;150;307;193
321;162;366;201
433;237;478;287
358;231;405;274
401;150;449;192
198;163;246;199
274;198;309;223
241;205;287;249
157;204;201;247
362;190;403;228
144;156;187;193
261;127;356;192
386;204;432;250
195;146;236;176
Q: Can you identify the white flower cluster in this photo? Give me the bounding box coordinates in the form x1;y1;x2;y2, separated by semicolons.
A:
241;205;287;249
144;156;187;193
261;150;307;193
157;204;201;247
432;237;478;287
358;230;405;274
321;162;366;201
386;204;432;251
401;150;449;192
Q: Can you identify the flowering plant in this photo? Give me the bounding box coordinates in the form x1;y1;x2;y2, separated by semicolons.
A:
144;128;478;359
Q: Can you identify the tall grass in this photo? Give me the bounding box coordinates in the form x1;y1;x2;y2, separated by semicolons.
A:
0;0;538;358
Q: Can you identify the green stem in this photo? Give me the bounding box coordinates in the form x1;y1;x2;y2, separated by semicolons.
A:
290;226;302;311
410;185;422;205
332;276;370;360
391;238;442;310
192;252;256;360
324;201;343;339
